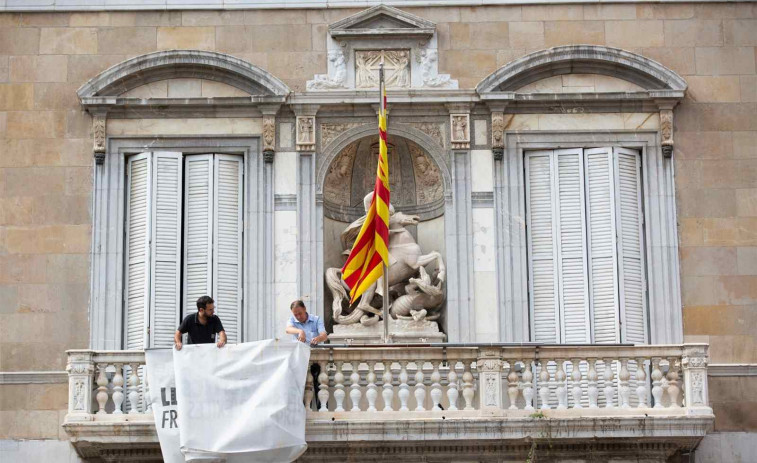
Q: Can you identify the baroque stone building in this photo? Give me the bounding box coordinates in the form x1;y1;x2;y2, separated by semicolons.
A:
0;1;755;461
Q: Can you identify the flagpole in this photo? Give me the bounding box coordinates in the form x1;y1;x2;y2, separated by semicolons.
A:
379;60;390;345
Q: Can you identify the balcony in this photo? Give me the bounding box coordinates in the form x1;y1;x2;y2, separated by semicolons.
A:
63;344;714;462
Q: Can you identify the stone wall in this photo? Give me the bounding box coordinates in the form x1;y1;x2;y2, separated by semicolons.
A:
0;2;755;440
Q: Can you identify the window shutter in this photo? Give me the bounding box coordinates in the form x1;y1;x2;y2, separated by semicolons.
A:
124;153;152;350
554;149;590;343
183;155;214;318
584;147;621;343
149;152;183;348
526;151;560;343
212;154;244;343
614;148;648;344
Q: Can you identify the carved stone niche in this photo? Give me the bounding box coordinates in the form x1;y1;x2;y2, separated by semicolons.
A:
450;114;470;150
296;116;316;152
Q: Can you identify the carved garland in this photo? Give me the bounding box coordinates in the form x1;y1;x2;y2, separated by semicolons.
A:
491;112;504;161
262;115;276;163
93;115;106;164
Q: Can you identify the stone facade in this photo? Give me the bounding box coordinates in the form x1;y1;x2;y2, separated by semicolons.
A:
0;2;756;461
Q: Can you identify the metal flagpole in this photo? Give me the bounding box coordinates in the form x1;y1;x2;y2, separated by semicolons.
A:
379;60;390;345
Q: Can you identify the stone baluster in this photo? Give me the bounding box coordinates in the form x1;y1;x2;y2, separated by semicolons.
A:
651;358;664;408
430;362;442;411
398;361;411;412
366;362;378;412
571;359;583;409
349;361;362;412
587;359;599;408
382;362;394;411
666;357;681;408
304;364;314;410
522;360;534;410
682;345;710;410
619;358;631;408
143;365;150;413
318;362;330;412
333;362;346;412
95;363;110;415
414;360;427;411
636;358;648;408
556;360;568;410
539;360;551;410
507;361;520;410
112;363;124;415
66;350;95;421
462;361;475;411
603;359;615;408
447;362;459;411
127;364;140;414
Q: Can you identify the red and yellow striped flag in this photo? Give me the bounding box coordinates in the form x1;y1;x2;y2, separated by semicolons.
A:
341;67;390;304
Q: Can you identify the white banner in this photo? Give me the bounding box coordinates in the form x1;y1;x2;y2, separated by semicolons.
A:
145;349;185;463
173;340;310;463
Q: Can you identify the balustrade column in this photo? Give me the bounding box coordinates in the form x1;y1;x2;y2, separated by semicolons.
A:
571;359;582;409
682;345;710;411
304;364;314;410
539;360;551;410
414;360;426;411
112;363;124;414
66;350;95;421
333;362;346;412
318;361;330;412
587;359;599;409
556;360;568;410
447;362;459;411
507;361;520;410
96;363;110;415
366;362;378;412
619;359;631;408
522;360;534;410
398;361;411;412
636;358;648;408
462;361;475;411
651;358;664;408
349;361;362;412
603;359;615;408
478;348;503;412
127;363;141;414
430;362;443;411
666;357;681;408
382;362;394;412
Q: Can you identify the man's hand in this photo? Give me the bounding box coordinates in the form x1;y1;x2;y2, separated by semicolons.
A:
297;330;306;343
175;341;182;351
217;331;227;348
310;333;327;346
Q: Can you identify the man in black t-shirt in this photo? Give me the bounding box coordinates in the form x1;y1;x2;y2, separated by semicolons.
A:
173;296;227;350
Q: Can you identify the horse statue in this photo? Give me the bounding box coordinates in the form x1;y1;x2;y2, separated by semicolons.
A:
326;192;446;326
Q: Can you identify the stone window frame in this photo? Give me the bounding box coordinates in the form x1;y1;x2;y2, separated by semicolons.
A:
495;131;682;344
90;136;274;350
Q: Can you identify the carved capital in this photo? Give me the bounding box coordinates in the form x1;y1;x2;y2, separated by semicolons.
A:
92;115;106;164
263;115;276;162
450;114;470;150
660;109;674;158
296;116;316;152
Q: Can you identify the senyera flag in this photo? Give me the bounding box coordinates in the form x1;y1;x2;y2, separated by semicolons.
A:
341;64;390;303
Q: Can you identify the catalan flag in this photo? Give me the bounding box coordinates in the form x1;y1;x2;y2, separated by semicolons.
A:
341;64;390;304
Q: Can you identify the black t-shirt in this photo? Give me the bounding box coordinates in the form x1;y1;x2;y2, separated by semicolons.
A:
177;313;225;345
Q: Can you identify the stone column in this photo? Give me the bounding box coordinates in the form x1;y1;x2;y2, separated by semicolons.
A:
682;344;711;414
477;347;503;414
66;350;95;422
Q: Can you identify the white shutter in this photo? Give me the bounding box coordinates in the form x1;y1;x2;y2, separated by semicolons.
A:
212;154;243;343
584;147;621;343
526;151;560;343
149;152;183;348
614;148;648;344
125;153;152;350
554;149;590;343
183;155;214;317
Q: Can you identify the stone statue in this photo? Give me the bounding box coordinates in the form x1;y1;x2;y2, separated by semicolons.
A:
419;49;455;88
306;50;347;90
326;192;446;326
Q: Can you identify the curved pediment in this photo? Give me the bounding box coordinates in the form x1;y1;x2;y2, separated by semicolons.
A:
77;50;290;99
477;45;687;94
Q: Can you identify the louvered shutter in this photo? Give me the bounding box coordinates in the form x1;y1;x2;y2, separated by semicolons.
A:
212;154;243;343
183;155;214;317
584;147;621;343
614;148;647;344
149;152;183;348
125;153;152;350
554;149;590;343
526;151;560;343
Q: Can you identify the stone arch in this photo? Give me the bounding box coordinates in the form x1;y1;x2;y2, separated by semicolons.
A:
77;50;291;98
316;123;451;196
476;45;687;93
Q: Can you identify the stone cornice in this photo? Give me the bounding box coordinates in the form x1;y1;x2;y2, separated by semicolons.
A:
0;371;68;384
708;363;757;377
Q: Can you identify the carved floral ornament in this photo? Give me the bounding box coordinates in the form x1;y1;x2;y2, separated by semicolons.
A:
93;115;106;164
262;115;276;163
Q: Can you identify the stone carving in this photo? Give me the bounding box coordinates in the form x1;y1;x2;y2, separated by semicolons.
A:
450;114;470;149
390;266;444;322
690;371;705;405
356;50;411;89
491;112;504;160
324;142;357;206
419;49;456;89
263;115;275;163
306;50;348;90
660;109;673;158
409;142;443;205
297;116;315;151
73;380;86;411
93;115;106;164
320;122;364;149
325;192;445;326
404;122;446;149
485;375;497;406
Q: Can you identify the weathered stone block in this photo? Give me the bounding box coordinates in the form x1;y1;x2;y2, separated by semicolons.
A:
523;5;583;21
97;26;157;54
439;50;496;79
134;11;181;27
181;10;245;27
0;56;8;83
460;6;521;22
640;47;697;75
733;131;757;159
606;20;665;47
583;4;636;20
0;28;40;55
675;131;732;160
724;19;757;46
736;189;757;217
69;12;111;27
637;4;695;20
697;104;757;131
736;247;757;275
545;21;605;47
65;54;127;84
678;189;737;218
664;19;724;47
508;22;544;50
39;28;97;55
469;22;509;50
687;76;742;103
6;111;65;139
215;26;252;54
681;246;738;276
249;25;312;52
33;83;80;110
702;217;757;246
696;47;756;75
9;56;68;83
167;78;202;98
740;76;757;103
0;84;33;111
157;26;215;50
243;9;308;25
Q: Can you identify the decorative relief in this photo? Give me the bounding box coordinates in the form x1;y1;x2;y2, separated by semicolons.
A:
404;122;446;149
306;50;348;91
660;109;674;158
324;142;357;206
485;374;498;406
450;114;470;149
320;122;364;150
419;49;456;89
93;115;106;164
491;112;504;160
409;142;443;205
296;116;315;151
262;115;275;163
690;371;705;405
73;380;86;411
356;50;411;89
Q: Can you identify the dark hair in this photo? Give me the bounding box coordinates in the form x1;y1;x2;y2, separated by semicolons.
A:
197;295;214;311
290;299;306;311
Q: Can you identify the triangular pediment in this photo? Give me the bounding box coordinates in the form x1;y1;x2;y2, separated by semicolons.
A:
329;5;435;40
